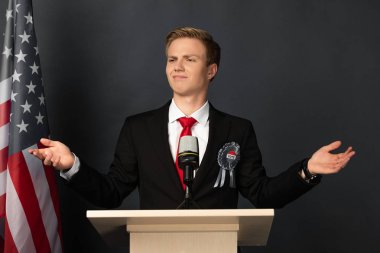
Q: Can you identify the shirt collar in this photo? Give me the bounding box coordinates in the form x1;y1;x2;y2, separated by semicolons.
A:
169;99;209;126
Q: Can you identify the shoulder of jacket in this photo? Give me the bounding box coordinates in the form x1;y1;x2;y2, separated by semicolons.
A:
211;106;252;127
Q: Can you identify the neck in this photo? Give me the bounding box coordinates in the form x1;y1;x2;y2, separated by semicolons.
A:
173;95;207;116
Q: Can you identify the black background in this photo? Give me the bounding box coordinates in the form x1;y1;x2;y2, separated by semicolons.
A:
1;0;379;252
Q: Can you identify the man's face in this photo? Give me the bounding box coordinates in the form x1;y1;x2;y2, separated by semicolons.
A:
166;38;217;98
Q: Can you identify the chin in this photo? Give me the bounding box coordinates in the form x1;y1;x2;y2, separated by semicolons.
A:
173;90;191;97
169;84;189;94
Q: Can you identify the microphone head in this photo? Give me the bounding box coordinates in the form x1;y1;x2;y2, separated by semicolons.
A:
178;136;199;172
179;136;199;154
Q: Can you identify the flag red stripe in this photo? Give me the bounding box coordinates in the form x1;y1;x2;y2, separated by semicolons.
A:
37;143;63;243
0;147;8;173
0;101;10;128
8;153;50;253
42;165;63;244
4;218;18;253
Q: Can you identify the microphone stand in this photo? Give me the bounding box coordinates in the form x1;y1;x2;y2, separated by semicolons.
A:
177;165;201;209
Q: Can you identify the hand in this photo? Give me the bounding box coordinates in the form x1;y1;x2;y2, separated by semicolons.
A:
307;141;355;175
28;138;75;170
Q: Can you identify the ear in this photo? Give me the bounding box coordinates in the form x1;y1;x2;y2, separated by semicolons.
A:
207;63;218;80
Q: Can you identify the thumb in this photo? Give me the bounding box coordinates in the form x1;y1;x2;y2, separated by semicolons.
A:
324;140;342;152
40;138;54;147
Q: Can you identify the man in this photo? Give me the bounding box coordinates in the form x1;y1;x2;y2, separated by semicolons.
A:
29;27;355;209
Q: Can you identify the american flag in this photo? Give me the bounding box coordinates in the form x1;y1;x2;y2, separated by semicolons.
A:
0;0;63;252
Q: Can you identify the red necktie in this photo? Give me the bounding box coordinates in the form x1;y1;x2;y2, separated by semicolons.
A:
176;117;197;190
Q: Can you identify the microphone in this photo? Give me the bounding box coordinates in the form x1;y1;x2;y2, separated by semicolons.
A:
178;136;199;185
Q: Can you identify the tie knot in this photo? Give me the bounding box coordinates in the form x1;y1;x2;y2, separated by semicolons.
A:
178;117;197;128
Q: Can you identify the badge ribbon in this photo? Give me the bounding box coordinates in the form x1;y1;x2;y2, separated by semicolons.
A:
214;142;240;188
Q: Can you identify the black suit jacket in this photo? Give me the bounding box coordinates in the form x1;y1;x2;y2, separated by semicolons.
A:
69;101;316;209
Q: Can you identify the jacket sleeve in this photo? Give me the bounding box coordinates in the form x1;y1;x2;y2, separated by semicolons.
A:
237;122;318;208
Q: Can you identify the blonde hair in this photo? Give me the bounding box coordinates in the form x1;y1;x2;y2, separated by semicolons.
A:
166;27;221;67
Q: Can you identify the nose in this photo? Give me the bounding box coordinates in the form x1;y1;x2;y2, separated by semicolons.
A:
174;59;184;72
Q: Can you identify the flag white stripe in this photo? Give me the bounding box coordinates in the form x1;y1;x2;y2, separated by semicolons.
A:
0;77;11;105
6;169;37;253
0;170;6;196
22;146;62;253
0;124;9;150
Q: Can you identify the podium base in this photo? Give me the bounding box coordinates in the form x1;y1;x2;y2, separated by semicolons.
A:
130;228;238;253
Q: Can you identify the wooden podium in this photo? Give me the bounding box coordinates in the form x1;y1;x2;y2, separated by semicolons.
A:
87;209;274;253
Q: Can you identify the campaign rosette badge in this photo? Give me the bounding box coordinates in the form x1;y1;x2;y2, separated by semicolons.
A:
213;142;240;188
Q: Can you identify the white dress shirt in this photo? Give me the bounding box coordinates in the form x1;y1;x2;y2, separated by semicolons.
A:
61;99;210;180
168;99;209;164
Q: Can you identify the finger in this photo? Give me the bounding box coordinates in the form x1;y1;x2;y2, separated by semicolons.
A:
43;159;52;166
334;156;352;171
30;149;47;160
43;151;53;166
324;141;342;152
52;156;61;167
340;150;356;160
50;155;56;167
40;138;56;148
347;150;355;158
341;158;351;169
344;147;353;155
325;147;354;163
28;148;40;157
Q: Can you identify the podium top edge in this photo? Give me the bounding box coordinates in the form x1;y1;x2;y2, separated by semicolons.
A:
86;209;274;218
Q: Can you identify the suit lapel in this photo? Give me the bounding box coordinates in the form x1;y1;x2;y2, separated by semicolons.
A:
146;101;183;192
193;104;231;191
